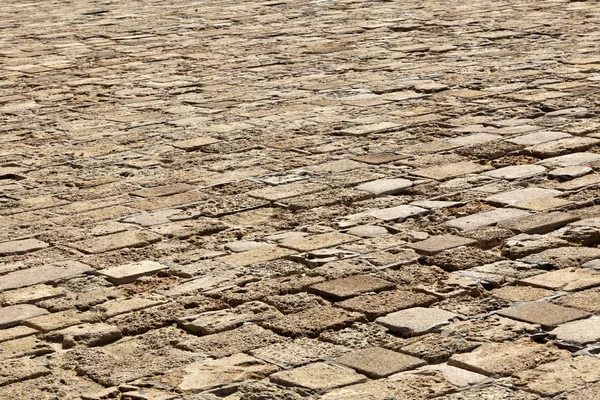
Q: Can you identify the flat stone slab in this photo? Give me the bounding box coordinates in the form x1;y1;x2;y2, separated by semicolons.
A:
98;260;168;285
518;267;600;291
485;188;562;206
70;230;161;254
417;364;489;388
0;238;49;256
130;183;194;198
483;164;546;180
280;232;358;252
497;211;579;234
334;347;426;378
355;178;415;196
251;337;351;367
448;340;568;377
338;122;401;137
408;235;477;255
444;208;530;231
538;152;600;167
0;304;49;329
549;316;600;346
219;245;297;267
511;356;600;397
248;182;328;201
412;161;491;181
270;362;367;391
498;301;590;329
0;261;94;292
310;275;395;300
506;131;571;146
376;307;457;337
368;205;428;222
336;290;438;320
0;358;50;386
171;136;221;151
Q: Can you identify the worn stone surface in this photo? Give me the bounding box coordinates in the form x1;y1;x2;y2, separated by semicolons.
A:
270;362;367;391
1;0;600;395
334;347;425;378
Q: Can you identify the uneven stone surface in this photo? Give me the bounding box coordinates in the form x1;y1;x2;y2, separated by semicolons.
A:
2;0;600;397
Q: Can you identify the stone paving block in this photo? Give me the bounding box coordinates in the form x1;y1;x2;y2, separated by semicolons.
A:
412;161;491;181
497;211;579;234
0;359;50;387
548;165;592;179
261;306;367;338
280;232;358;252
367;205;428;222
0;335;54;360
309;275;395;300
0;284;65;305
351;153;407;165
408;235;477;255
0;238;49;256
270;362;367;391
448;340;568;377
22;309;99;333
334;347;426;378
483;164;546;180
70;230;161;254
95;297;163;318
338;122;401;137
417;364;489;388
498;301;590;329
0;326;37;343
538;152;600;167
0;304;49;329
441;385;541;399
511;356;600;397
130;183;195;198
376;307;457;337
485;188;562;206
444;208;530;231
336;290;437;320
355;178;415;196
556;173;600;191
251;337;351;367
518;267;600;291
549;316;600;346
526;137;600;158
46;323;122;348
172;136;221;151
178;301;281;335
218;245;297;267
345;225;389;238
98;260;168;285
248;182;328;201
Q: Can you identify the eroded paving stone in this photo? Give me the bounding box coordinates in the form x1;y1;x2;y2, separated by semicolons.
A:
444;208;530;231
0;261;94;292
251;337;351;367
376;307;457;337
391;333;481;364
280;232;359;252
485;188;562;206
497;211;579;234
334;347;425;378
518;267;600;291
261;306;366;338
70;230;161;254
448;339;568;377
98;260;168;285
0;358;50;387
309;275;395;301
218;245;297;267
0;336;54;359
408;235;477;255
442;385;540;400
336;290;437;321
0;238;49;256
442;315;541;342
511;356;600;397
554;287;600;314
412;161;491;181
0;304;49;329
270;362;367;391
178;301;281;335
549;316;600;346
498;301;590;329
355;178;415;196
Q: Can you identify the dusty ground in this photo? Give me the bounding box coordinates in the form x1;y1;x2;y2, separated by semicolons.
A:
1;0;600;398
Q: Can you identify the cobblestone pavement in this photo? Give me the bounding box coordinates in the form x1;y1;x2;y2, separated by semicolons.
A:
1;0;600;398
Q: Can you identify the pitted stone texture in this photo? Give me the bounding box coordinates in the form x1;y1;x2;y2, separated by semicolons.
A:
408;235;477;255
0;304;49;329
498;302;590;329
270;362;367;391
310;275;395;300
518;268;600;292
334;347;425;378
549;317;600;346
98;260;168;285
0;239;49;256
336;290;437;320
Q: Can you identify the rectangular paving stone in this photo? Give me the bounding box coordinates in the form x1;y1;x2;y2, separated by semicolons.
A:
280;232;359;252
0;304;49;329
22;310;98;333
172;136;221;151
69;230;161;254
218;245;297;267
448;340;568;378
443;208;530;231
376;307;457;337
482;164;546;180
0;261;94;292
485;188;562;206
518;268;600;292
337;122;401;137
497;211;579;234
506;130;571;146
407;235;477;255
556;173;600;191
336;290;437;320
0;359;50;387
511;356;600;397
498;302;590;329
549;316;600;346
270;362;367;391
130;183;195;198
538;152;600;167
98;260;168;285
0;238;48;256
248;182;328;201
260;306;366;338
334;347;425;378
0;326;37;343
412;161;491;181
355;178;415;196
309;275;395;300
525;137;600;158
367;205;428;222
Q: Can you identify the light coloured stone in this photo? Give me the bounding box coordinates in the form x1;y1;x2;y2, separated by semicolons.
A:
218;245;297;267
0;239;48;256
483;165;546;180
485;188;562;206
518;268;600;291
444;208;530;231
98;260;168;285
0;304;49;329
270;362;367;390
0;261;94;292
355;178;414;196
412;161;491;181
549;317;600;345
376;307;457;337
